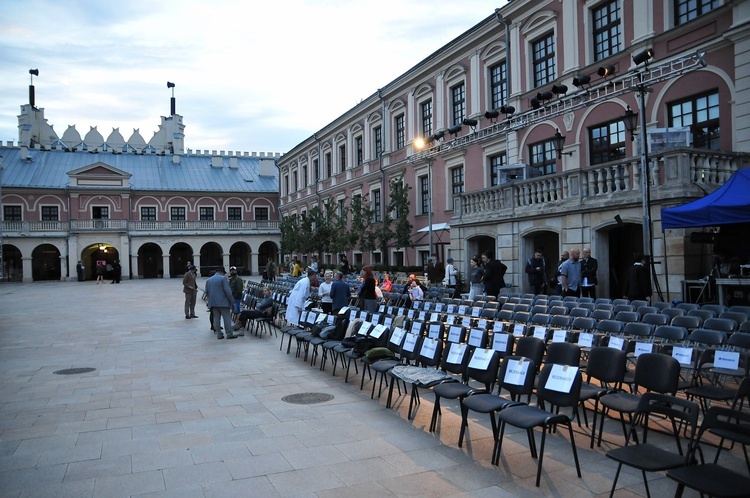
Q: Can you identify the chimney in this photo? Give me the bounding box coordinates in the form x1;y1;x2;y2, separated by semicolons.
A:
20;145;28;160
172;154;180;164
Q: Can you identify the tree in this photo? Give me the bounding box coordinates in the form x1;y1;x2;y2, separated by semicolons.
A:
390;179;414;257
279;214;301;256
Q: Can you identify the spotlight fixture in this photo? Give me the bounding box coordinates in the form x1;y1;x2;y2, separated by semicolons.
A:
431;130;445;142
551;129;572;159
500;105;516;115
447;124;463;136
614;214;624;225
29;69;39;76
536;91;553;102
572;74;591;88
597;65;616;78
167;81;175;88
551;84;568;96
484;110;500;122
462;118;478;129
530;98;541;110
622;106;639;140
632;47;654;66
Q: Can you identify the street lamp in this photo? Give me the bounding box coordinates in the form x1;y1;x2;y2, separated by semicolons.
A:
413;139;434;258
551;129;572;159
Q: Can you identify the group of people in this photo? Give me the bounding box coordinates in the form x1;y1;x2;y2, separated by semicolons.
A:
466;251;508;300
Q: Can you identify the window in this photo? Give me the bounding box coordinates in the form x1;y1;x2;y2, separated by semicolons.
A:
421;100;433;138
529;140;557;176
451;166;464;211
355;136;363;166
373;252;382;265
292;170;298;192
4;205;21;221
141;207;156;221
395;114;405;149
532;33;556;88
325;152;332;178
374;126;382;158
337;199;346;221
589;119;626;164
199;207;214;221
313;159;319;182
669;90;720;149
418;175;430;215
489;154;507;187
41;206;59;221
283;175;289;196
675;0;719;25
372;189;381;222
489;62;508;109
301;164;307;188
394;251;405;267
255;207;269;221
170;207;186;220
451;83;466;127
339;144;346;173
593;0;621;61
227;207;242;221
92;206;109;219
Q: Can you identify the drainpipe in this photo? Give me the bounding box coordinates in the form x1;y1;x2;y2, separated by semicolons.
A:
495;9;512;169
378;88;388;267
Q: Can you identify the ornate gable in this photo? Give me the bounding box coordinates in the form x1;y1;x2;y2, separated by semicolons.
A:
67;162;132;188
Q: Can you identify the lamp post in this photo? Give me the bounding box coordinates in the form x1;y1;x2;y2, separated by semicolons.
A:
413;138;434;258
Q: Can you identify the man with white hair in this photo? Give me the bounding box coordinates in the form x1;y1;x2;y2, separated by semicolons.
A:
286;268;315;326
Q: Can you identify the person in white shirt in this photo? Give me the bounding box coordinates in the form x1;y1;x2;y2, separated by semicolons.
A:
445;257;458;296
287;268;314;325
318;270;333;313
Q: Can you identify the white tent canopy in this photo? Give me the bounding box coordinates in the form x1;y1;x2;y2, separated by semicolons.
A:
417;222;451;233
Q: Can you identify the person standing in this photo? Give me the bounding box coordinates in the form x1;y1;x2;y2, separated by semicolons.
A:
481;251;507;298
552;250;570;296
340;256;351;275
111;260;122;284
525;250;547;295
560;248;582;298
95;262;105;284
625;254;652;301
445;257;458;296
329;271;351;314
205;266;237;339
426;254;446;287
265;257;276;282
228;266;244;314
182;264;199;319
76;260;85;282
358;265;378;312
468;256;484;300
286;268;315;326
318;270;333;314
580;248;598;299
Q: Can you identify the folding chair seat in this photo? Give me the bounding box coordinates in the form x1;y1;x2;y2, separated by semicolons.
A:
595;353;681;447
688;308;716;321
662;307;686;321
578;347;627;447
606;393;700;498
667;406;750;498
641;312;668;328
459;356;536;455
704;317;739;334
493;363;583;486
428;346;500;433
389;333;445;419
569;307;591;318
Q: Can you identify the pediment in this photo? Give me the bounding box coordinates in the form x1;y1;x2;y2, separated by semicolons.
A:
67;161;132;188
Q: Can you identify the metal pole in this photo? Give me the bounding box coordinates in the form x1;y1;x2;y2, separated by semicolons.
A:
638;85;651;258
427;157;433;257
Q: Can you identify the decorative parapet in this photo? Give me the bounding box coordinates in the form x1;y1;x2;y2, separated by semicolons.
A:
185;149;283;158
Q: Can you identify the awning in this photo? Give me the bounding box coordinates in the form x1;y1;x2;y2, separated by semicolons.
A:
417;222;451;233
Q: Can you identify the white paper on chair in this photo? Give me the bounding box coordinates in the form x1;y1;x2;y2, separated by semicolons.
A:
552;329;567;343
316;313;327;323
435;303;444;312
407;309;415;319
493;321;505;333
714;351;740;371
504;358;529;386
513;324;525;337
339;307;349;315
447;305;456;314
492;332;509;352
608;336;625;350
403;333;419;352
462;316;472;328
577;333;594;348
431;312;440;322
478;318;487;330
472;307;481;317
383;317;393;329
428;324;441;339
448;326;462;343
420;337;438;358
672;346;694;365
468;348;494;370
533;326;547;340
370;324;387;339
634;342;653;357
390;326;406;346
447;343;467;364
468;328;483;347
545;365;579;393
348;310;356;320
458;305;467;315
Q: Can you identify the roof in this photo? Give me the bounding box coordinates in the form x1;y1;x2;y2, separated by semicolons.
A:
661;168;750;229
0;147;278;193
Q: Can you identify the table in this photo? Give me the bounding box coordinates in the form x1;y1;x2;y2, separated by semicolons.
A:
716;278;750;306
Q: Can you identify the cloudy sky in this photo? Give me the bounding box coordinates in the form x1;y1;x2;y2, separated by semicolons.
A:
1;0;506;154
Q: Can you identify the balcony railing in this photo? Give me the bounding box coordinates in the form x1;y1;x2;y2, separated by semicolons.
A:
71;219;128;231
129;220;279;231
456;148;750;222
0;220;70;233
1;219;279;235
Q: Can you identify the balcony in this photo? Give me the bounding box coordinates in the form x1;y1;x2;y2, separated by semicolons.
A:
1;219;279;237
71;219;128;232
0;220;70;235
129;220;279;233
455;148;750;225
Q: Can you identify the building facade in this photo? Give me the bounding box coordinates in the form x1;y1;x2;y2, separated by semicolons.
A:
1;103;281;282
277;0;750;300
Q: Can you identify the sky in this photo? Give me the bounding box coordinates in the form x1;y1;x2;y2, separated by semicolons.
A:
1;0;507;154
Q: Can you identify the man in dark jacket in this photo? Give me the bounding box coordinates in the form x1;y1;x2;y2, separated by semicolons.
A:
205;266;237;340
233;287;274;330
525;250;547;295
481;251;507;298
625;254;652;301
329;271;351;314
580;248;599;299
426;254;446;287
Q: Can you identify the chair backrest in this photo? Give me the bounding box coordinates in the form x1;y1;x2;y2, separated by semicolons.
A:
514;336;546;368
676;302;700;312
591;309;613;321
441;341;471;376
687;309;715;321
490;330;516;357
729;305;750;315
498;356;537;399
536;363;583;408
549;306;568;316
653;325;688;343
466;327;489;349
671;315;702;331
596;319;624;335
633;353;681;394
703;317;738;333
465;348;502;391
399;332;423;363
572;304;594;314
445;324;467;344
629;299;650;309
513;311;531;324
652;301;673;311
550;314;572;330
641;313;669;327
701;303;726;315
740;321;750;334
545;342;581;366
571;316;596;332
595;303;614;311
691;406;750;460
417;336;444;367
595;298;612;305
615;311;640;324
586;346;627;384
728;331;750;351
720;311;748;326
687;328;727;348
531;304;549;315
531;313;551;326
661;307;686;320
614;304;635;313
623;321;653;339
496;309;514;322
636;305;658;317
632;392;700;446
